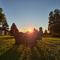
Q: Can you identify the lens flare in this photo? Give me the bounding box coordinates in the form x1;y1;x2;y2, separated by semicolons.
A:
28;28;33;33
26;27;33;34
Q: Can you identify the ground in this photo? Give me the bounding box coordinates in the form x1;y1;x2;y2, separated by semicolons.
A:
0;36;60;60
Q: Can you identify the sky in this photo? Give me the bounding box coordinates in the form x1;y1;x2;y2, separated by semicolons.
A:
0;0;60;32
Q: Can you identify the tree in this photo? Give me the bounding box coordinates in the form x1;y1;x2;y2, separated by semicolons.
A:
0;8;8;26
37;27;43;40
10;23;22;45
44;30;48;37
48;9;60;37
0;8;9;35
10;23;19;36
33;28;38;40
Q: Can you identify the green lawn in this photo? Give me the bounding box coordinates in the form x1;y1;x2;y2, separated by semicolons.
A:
0;36;60;60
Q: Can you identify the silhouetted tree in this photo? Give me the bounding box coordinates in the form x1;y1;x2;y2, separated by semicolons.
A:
48;9;60;37
37;27;43;40
10;23;19;35
44;29;48;37
0;8;9;35
33;28;38;40
10;23;20;44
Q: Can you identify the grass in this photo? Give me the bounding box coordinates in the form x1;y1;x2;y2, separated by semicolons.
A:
0;36;60;60
0;36;15;56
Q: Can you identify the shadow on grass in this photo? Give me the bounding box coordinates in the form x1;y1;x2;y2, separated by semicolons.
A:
0;44;22;60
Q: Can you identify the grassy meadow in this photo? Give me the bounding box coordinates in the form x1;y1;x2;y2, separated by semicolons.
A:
0;36;60;60
0;36;15;56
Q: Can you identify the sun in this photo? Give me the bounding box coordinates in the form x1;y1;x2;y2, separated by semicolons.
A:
27;28;33;33
28;29;33;33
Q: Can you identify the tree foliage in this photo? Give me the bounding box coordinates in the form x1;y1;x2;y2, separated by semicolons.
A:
48;9;60;37
44;30;48;37
10;23;19;36
10;23;22;45
0;8;9;30
37;27;43;40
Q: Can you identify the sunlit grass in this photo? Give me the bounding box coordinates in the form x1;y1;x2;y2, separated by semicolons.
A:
0;36;60;60
0;36;15;56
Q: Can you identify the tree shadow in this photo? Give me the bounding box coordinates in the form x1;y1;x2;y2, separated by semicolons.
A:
0;44;21;60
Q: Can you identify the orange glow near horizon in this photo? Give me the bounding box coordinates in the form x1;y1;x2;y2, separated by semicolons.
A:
19;26;34;33
27;28;33;33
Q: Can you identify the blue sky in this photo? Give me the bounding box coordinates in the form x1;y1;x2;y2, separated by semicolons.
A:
0;0;60;32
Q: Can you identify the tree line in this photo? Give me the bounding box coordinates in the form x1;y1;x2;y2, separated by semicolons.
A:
0;8;60;37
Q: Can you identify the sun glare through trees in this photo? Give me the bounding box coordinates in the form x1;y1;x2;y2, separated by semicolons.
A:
0;0;60;60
